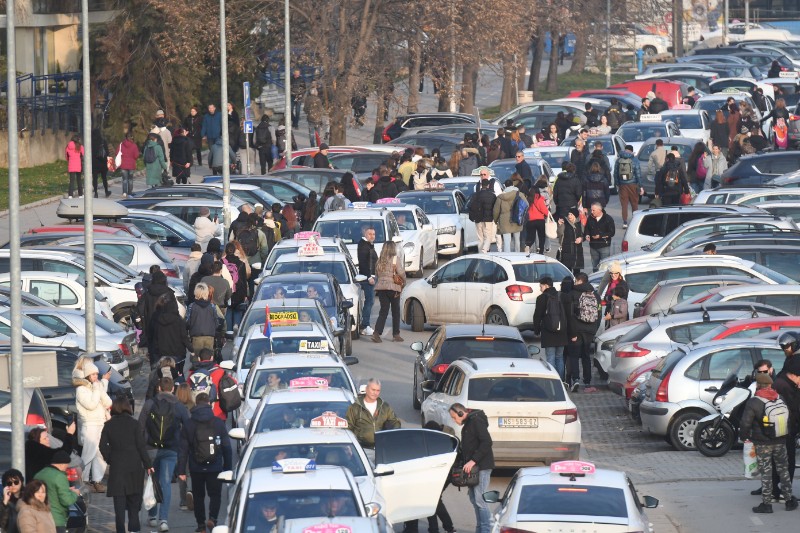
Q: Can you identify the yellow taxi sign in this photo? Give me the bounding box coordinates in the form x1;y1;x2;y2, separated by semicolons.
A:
299;339;329;352
270;311;299;326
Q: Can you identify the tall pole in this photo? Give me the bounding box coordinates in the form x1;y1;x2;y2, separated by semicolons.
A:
7;0;25;472
605;0;611;87
81;0;96;352
449;0;456;113
745;0;750;30
284;0;292;163
723;0;729;46
220;0;231;235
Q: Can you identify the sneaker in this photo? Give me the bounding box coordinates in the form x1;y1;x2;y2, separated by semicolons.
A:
195;525;205;533
786;497;798;511
393;335;404;342
179;504;188;511
122;193;127;198
159;520;169;532
570;381;579;392
148;517;158;528
361;326;374;336
371;333;382;343
753;502;773;513
623;223;628;229
751;487;763;496
186;491;194;511
545;247;550;253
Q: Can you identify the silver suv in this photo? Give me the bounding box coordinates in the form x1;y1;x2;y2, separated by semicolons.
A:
635;275;761;317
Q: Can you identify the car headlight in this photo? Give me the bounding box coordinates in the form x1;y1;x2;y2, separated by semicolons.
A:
601;340;616;351
330;316;338;328
403;242;415;252
437;225;457;235
713;394;726;406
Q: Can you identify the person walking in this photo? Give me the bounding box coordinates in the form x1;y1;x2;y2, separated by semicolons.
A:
494;181;525;252
686;142;708;194
143;133;168;188
614;145;643;229
371;241;406;343
149;293;193;375
768;353;800;501
654;153;690;207
185;106;204;166
524;186;549;254
304;87;324;147
64;135;84;198
72;360;112;493
117;133;139;198
188;349;229;422
16;480;56;533
583;203;615;271
533;276;569;380
564;273;601;392
289;69;306;129
254;115;273;173
99;397;153;533
169;128;194;185
33;451;79;533
469;175;498;253
186;283;222;364
702;144;728;190
448;403;494;533
201;104;222;162
177;393;233;533
357;226;378;337
552;163;582;219
91;128;110;198
345;379;401;454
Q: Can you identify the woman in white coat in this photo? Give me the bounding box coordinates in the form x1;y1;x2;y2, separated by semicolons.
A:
73;359;112;492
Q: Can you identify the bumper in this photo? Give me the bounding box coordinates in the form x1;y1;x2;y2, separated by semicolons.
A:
608;380;625;397
436;233;461;255
491;441;581;467
607;362;641;394
639;401;676;436
505;303;538;330
403;249;422;273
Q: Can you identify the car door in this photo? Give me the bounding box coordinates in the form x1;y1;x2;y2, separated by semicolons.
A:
455;192;477;247
27;280;80;307
422;366;459;428
374;429;458;523
427;258;470;323
698;348;753;405
465;258;500;322
416;209;437;267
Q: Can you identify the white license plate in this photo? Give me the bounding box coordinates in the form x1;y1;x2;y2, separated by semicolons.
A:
498;417;538;428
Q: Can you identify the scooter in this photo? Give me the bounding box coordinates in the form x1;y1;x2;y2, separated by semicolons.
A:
694;372;753;457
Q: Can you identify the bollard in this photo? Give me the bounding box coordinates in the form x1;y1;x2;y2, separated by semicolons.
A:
636;49;645;73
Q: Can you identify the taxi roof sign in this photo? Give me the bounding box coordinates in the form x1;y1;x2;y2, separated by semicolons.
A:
295;231;321;241
536;140;557;146
348;201;374;209
299;339;329;352
273;458;317;473
310;411;349;428
298;242;325;257
376;198;402;204
550;460;596;476
289;376;329;389
721;88;744;94
303;524;353;533
470;167;496;177
638;113;663;122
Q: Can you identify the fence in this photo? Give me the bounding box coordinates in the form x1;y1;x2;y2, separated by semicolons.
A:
0;72;83;134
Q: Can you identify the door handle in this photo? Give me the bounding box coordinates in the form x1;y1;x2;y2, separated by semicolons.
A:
480;287;489;292
704;387;718;393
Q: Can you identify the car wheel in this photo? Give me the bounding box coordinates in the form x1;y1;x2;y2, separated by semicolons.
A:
352;313;360;340
410;300;425;332
458;232;466;256
414;249;424;278
485;307;508;326
643;45;657;58
669;411;702;451
115;307;135;330
432;245;439;269
343;326;353;356
412;371;422;410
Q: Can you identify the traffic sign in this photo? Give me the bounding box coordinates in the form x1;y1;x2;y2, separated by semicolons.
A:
244;120;253;134
243;81;251;107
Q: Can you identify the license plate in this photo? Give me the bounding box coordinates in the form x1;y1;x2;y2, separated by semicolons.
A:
498;417;538;428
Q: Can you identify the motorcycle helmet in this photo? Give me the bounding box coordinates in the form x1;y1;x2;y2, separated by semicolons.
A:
778;331;799;353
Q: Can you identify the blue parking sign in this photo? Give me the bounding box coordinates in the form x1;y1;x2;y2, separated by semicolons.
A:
244;120;253;134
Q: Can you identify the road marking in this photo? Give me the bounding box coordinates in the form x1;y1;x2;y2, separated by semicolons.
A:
750;516;764;526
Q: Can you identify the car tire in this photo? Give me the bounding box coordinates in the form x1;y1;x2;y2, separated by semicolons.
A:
643;45;657;58
694;419;736;457
485;307;508;326
412;371;422;410
432;245;439;269
343;325;353;356
413;249;424;278
410;300;425;332
458;232;466;256
669;411;702;451
114;307;135;330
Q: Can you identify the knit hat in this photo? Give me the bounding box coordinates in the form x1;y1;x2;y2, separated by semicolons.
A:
646;91;656;100
319;143;329;150
156;110;165;117
51;450;72;465
609;261;622;274
755;372;773;387
82;362;100;378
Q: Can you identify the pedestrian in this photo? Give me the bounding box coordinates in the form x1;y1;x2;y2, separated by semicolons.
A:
494;180;525;252
1;468;24;533
201;104;222;160
770;339;800;500
170;128;194;185
99;397;152;533
176;392;232;533
91;128;110;198
64;135;84;198
357;226;378;337
605;286;629;327
583;202;615;271
254;115;273;173
457;147;479;177
186;282;222;363
153;110;173;166
208;138;236;175
184;106;204;166
552;162;583;219
139;376;190;532
24;426;75;483
686;142;708;194
371;241;406;343
193;207;223;252
614;144;643;228
709;110;729;158
654;153;690;207
33;451;79;533
564;273;601;392
524;185;548;254
727;100;741;146
600;261;629;316
556;208;584;275
222;241;249;329
469;175;497;253
289;69;306;129
72;360;112;493
313;143;332;169
373;168;399;199
146;357;181;400
583;161;609;209
340;172;361;202
116;133;139;198
647;138;667;179
533;276;568;380
741;370;798;513
188;349;229;421
16;480;56;533
448;403;494;533
703;144;728;190
137;270;179;348
648;91;668;114
143;133;167;188
304;87;323;147
635;97;651;121
345;379;401;456
149;293;193;375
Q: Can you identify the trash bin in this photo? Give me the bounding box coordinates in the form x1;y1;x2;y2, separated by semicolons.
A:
518;90;534;104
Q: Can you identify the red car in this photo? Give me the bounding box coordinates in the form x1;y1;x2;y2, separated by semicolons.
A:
704;316;800;341
612;359;660;400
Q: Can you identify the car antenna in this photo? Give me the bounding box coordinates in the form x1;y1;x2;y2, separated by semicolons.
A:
32;206;45;227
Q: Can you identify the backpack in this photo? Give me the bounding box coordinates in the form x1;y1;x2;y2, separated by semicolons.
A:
510;194;529;225
618;158;634;183
143;145;157;164
189;368;218;403
94;142;107;159
221;257;240;285
543;292;563;332
576;291;600;323
664;168;679;189
237;228;258;257
217;372;242;413
330;195;348;211
145;397;176;449
759;396;790;438
696;156;708;179
192;418;219;464
606;109;620;130
255;124;271;146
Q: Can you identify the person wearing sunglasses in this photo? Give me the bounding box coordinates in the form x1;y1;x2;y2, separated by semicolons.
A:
1;468;24;533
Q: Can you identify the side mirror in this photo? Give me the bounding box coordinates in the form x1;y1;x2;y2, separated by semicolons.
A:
373;464;395;477
354;274;368;283
228;427;246;440
482;490;501;503
219;360;236;371
364;502;382;518
410;341;424;352
340;300;354;310
217;471;234;483
642;495;659;508
251;262;262;270
429;275;438;287
225;331;235;340
527;345;541;356
421;379;436;393
333;327;345;338
343;356;359;366
421;224;433;231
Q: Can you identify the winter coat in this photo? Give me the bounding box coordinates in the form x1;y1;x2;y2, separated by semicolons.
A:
138;274;178;342
74;377;112;428
585;149;612;183
515;161;534;185
740;388;786;444
565;282;601;338
654;159;690;200
209;138;236;170
186;299;220;337
65;141;84;173
774;373;800;435
201;111;222;140
511;174;530;196
25;439;72;484
552;172;582;216
458;153;478;177
583;171;610;208
527;194;548;221
194;216;223;252
375;254;405;293
0;494;20;533
99;413;151;496
493;187;524;235
145;365;181;400
227;110;241;151
118;139;140;171
150;303;193;358
224;253;248;307
177;404;233;475
411;170;431;191
345;396;401;448
614;151;641;186
254;118;273;149
702;153;728;189
556;219;584;271
608;298;628;327
649;97;668;114
469;188;497;223
143;140;167;186
357;238;378;278
583;211;615;249
184;250;204;291
570;147;588;178
373;175;398;199
313;151;332;169
710;121;730;150
459;410;494;470
139;392;191;451
727;110;741;143
33;466;77;528
533;287;569;347
15;500;56;533
187;362;228;420
185;113;203;141
91;132;109;169
169;135;194;175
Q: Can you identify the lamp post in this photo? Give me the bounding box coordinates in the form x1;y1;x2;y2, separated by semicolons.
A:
220;0;231;234
284;0;292;163
605;0;611;87
82;0;96;353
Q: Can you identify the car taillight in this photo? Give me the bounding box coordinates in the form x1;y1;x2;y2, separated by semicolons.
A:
505;284;533;301
552;407;578;423
722;176;734;184
790;114;800;121
162;268;179;278
617;343;651;358
655;370;671;403
118;343;130;356
500;528;536;533
25;413;45;426
622;240;628;252
382;124;393;142
431;364;450;374
66;467;79;483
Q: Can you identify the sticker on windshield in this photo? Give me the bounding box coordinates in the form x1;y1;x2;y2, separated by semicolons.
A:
299;339;329;352
289;376;329;389
310;411;349;428
303;525;352;533
270;311;299;326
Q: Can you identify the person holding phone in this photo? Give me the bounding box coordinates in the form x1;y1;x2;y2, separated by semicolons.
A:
73;359;113;493
1;468;24;533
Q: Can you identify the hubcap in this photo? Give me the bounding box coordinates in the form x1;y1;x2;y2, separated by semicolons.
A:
678;419;698;447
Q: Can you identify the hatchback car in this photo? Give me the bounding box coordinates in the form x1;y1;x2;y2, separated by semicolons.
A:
635;136;699;196
378;201;438;276
402;252;572;331
634;275;759;317
721;152;800;187
658;110;711;143
680;284;800;315
312;204;402;267
261;233;353;277
0;271;114;319
383;113;480;141
615;119;681;153
52;235;180;279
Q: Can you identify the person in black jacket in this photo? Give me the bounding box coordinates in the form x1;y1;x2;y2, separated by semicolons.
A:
362;178;379;203
91;128;111;198
254;115;273;173
357;226;378;336
469;177;497;253
564;273;601;392
552;163;582;218
137;270;177;352
373;170;399;199
313;143;332;169
771;357;800;501
533;277;569;381
170;128;194;184
448;404;494;533
223;242;249;329
100;397;153;533
583;203;615;271
185;106;204;165
149;294;193;377
654;153;690;207
177;393;233;533
340;172;360;202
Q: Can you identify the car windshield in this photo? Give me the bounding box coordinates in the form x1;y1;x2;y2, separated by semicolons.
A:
695;98;744;118
534;149;572;168
516;485;628;518
397;193;457;215
751;263;797;284
638;143;693;162
618;125;667;142
488;161;538;183
467;376;565;402
441;181;478;199
512;263;572;283
392;210;417;230
315;219;386;244
438;338;528;364
246;443;366;477
242;337;331;368
254;281;335;308
0;312;61;339
272;260;350;286
249;367;353;399
266;246;342;270
239;307;325;338
661;114;704;129
242;490;360;523
253;400;352;433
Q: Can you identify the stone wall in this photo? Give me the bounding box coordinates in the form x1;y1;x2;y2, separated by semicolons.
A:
0;130;73;168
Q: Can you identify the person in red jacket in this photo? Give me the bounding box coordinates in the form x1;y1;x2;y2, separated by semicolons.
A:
187;349;227;421
65;135;84;198
117;133;140;198
524;184;550;254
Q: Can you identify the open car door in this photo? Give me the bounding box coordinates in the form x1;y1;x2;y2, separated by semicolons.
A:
374;429;458;524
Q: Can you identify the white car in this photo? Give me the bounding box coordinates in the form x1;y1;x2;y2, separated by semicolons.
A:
0;272;113;319
615;119;681;153
483;461;658;532
658;109;711;144
377;200;438;277
610;22;671;57
395;189;476;256
421;357;581;466
401;253;572;331
260;232;352;277
439;176;503;199
730;189;800;206
522;146;574;178
693;187;771;204
53;235;181;280
312;204;403;269
151;199;239;234
594;316;651;379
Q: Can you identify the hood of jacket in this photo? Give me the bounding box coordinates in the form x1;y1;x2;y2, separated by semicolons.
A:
194;360;219;374
498;186;519;201
664;159;682;172
148;281;173;299
573;282;595;294
71;375;92;388
755;387;779;401
465;409;489;428
378;175;393;184
558;171;576;182
619;151;635;161
193;299;211;310
155;308;183;328
190;403;216;423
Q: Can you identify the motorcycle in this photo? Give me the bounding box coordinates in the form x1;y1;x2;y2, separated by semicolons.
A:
694;373;753;457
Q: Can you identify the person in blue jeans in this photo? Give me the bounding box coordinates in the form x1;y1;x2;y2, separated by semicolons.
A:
532;276;568;381
357;226;379;336
449;403;494;533
138;376;190;532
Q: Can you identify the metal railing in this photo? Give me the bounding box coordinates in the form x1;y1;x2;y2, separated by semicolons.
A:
0;72;83;133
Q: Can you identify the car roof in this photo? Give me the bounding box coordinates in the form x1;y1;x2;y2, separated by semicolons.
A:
720;316;800;327
249;353;346;370
616;254;756;268
244;321;329;341
646;309;754;326
316;209;391;220
243;465;356;493
653;275;757;288
247;428;358;449
711;284;800;296
454;357;557;376
637;136;703;146
636;204;760;214
262;387;354;404
517;465;628;487
441;324;525;340
687;337;781;353
257;273;335;283
472;251;563;264
0;271;82;281
274;253;350;263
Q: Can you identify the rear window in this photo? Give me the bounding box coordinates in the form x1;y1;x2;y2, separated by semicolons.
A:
467;377;565;402
246;443;366;477
272;260;349;286
438;338;528;364
662;114;704;129
512;263;571;283
751;263;796;285
617;322;653;344
517;485;628;518
315;219;386;244
242;337;331;367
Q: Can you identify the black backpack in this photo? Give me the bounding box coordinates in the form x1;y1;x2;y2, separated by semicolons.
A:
238;228;259;256
145;397;176;449
543;293;563;332
193;419;219;464
143;145;157;164
218;372;242;413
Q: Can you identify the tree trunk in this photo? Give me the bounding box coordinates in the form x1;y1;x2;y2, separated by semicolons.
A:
499;58;516;113
545;30;560;94
528;36;545;93
517;43;528;94
407;31;423;114
569;30;588;74
329;89;349;145
459;61;476;113
373;84;387;144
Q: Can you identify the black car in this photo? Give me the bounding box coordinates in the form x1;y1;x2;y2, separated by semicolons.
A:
720;152;800;187
409;324;539;410
386;133;464;159
382;113;479;142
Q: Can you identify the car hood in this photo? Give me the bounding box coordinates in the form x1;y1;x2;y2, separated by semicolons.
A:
426;214;460;227
597;250;652;270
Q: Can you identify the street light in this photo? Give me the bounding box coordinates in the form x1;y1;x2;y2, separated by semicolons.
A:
220;0;231;234
605;0;611;88
284;0;292;162
82;0;96;353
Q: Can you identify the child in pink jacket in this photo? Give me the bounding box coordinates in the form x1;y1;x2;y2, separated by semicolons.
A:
65;135;85;198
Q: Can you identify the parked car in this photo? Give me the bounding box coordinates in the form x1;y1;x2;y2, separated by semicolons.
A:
720;152;800;188
383;113;481;141
634;275;759;317
678;284;800;315
674;245;800;281
0;272;114;319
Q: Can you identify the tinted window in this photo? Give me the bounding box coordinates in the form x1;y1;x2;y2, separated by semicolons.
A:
678;284;718;301
249;367;352;398
0;431;9;471
637;214;665;237
667;322;724;344
28;314;72;335
437;260;470;283
662;114;704;129
265;246;342;270
375;430;456;464
437;338;528;364
253;401;351;433
759;295;800;315
242;490;360;523
512;263;571;283
246;444;366;477
517;485;628;518
618;322;654;344
272;260;350;285
314;220;386;244
467;377;565;402
763;253;800;281
471;259;499;283
626;271;661;294
706;348;752;380
396;193;457;214
242;337;332;367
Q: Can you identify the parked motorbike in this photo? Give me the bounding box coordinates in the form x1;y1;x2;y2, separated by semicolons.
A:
694;373;754;457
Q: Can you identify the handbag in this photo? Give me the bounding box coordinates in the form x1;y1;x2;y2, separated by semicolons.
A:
392;257;405;288
680;192;692;205
114;143;123;169
106;156;116;172
161;169;174;187
545;212;558;240
650;196;663;208
449;454;480;487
